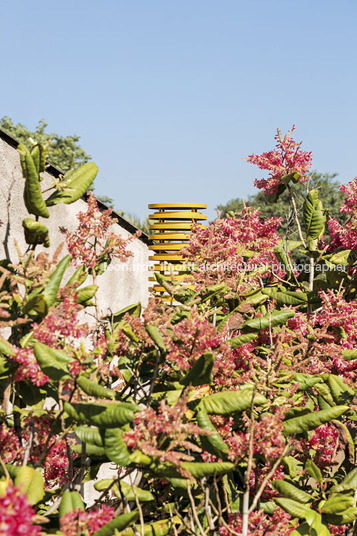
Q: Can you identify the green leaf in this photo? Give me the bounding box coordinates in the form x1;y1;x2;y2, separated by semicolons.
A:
93;511;139;536
290;522;329;536
33;342;72;381
0;464;20;480
275;497;311;518
30;143;46;174
14;466;45;505
283;406;349;436
303;190;326;249
196;406;228;458
65;265;88;287
262;288;308;306
116;517;180;536
241;309;295;332
0;336;16;357
199;283;227;302
304;511;329;535
314;383;336;407
22;218;50;247
330;467;357;493
103;428;131;466
76;376;116;400
104;303;142;325
94;479;154;503
72;443;106;457
180;353;214;386
59;490;85;518
145;324;167;351
75;426;104;446
324;507;357;525
305;460;322;484
342;349;357;361
271;480;311;504
331;419;355;463
64;401;138;428
180;461;234;479
293;373;323;390
197;388;267;415
76;285;98;304
20;147;50;218
327;374;356;405
228;333;257;348
46;162;99;205
43;255;71;308
320;494;355;514
282;456;304;479
329;249;357;266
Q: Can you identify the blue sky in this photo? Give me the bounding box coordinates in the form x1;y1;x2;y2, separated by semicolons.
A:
2;0;357;221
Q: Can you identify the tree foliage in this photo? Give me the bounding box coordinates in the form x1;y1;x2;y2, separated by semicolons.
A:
2;129;357;535
217;172;347;236
1;116;149;233
0;116;91;173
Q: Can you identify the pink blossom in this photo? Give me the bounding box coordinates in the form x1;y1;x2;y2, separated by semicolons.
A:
0;482;41;536
299;423;340;471
219;507;293;536
227;409;287;463
32;293;89;348
123;398;209;480
182;207;283;291
65;192;135;269
10;347;49;386
0;413;76;489
247;126;312;195
60;505;114;536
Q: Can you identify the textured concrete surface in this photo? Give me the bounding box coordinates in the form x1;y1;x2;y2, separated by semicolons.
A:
0;134;150;314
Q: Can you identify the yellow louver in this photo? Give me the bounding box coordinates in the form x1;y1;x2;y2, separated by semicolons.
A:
148;203;207;300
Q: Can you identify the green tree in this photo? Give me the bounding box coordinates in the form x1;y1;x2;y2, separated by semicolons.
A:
1;116;149;233
0;116;91;173
217;172;347;232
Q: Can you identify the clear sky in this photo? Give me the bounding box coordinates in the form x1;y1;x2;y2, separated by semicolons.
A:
1;0;357;221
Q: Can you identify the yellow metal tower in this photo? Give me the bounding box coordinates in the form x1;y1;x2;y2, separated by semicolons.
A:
148;203;207;298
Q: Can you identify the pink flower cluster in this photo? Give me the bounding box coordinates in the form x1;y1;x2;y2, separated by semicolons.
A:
65;192;135;269
219;507;293;536
32;293;89;349
0;414;75;488
227;409;286;463
328;177;357;250
60;505;114;536
182;207;283;291
123;399;208;479
0;482;41;536
299;423;339;471
247;126;312;195
311;290;357;378
328;217;357;251
10;347;49;386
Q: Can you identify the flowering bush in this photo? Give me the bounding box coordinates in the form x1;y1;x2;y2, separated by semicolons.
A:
2;131;357;536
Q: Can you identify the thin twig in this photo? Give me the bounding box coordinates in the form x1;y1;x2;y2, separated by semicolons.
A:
147;349;161;406
241;387;256;536
129;475;145;536
288;185;306;248
204;480;215;530
187;483;206;536
248;440;293;514
22;419;34;466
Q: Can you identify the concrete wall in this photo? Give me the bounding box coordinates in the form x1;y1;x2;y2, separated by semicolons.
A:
0;132;150;314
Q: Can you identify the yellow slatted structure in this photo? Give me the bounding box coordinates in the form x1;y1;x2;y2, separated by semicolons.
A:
148;203;207;299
